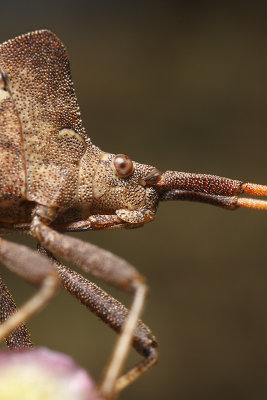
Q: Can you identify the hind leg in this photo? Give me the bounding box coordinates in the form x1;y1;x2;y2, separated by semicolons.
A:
0;238;59;341
0;274;33;348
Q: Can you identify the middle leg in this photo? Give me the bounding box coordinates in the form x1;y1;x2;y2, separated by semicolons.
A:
38;245;158;392
32;217;157;398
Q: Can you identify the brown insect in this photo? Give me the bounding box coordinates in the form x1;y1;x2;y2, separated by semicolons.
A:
0;29;266;399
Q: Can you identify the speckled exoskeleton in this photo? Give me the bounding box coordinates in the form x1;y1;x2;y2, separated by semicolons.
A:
0;30;266;399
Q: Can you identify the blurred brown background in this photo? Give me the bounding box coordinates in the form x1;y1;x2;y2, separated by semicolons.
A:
0;1;267;399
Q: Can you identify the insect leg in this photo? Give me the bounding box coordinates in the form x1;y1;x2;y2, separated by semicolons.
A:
0;238;59;341
0;274;33;348
53;214;126;232
38;245;158;393
31;217;153;398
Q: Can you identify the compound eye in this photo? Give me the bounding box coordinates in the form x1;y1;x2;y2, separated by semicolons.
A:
113;154;135;178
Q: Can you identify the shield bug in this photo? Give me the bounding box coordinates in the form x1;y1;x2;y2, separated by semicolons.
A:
0;30;266;399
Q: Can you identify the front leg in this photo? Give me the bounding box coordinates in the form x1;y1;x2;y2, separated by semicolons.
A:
53;210;154;232
31;213;152;399
54;214;128;232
